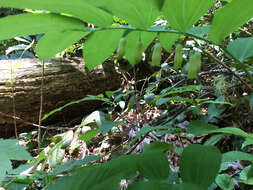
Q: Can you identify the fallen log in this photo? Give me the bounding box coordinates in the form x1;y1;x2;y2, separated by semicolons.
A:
0;57;122;137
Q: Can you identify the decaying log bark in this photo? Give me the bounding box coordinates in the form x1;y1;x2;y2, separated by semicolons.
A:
0;57;122;137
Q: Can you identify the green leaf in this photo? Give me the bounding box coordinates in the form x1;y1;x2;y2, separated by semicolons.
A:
210;0;253;44
201;127;251;139
240;165;253;185
0;154;12;185
0;139;33;185
204;134;225;146
142;141;174;153
0;0;113;26
156;97;194;105
125;31;156;65
222;151;253;163
127;181;168;190
128;182;203;190
227;37;253;62
79;129;101;144
187;26;211;38
160;33;180;52
99;120;122;135
242;138;253;149
137;152;170;180
180;144;221;189
91;0;160;28
50;156;102;175
162;0;215;32
0;13;85;41
0;139;33;160
45;155;137;190
187;120;218;135
83;29;124;70
215;174;234;190
36;31;88;60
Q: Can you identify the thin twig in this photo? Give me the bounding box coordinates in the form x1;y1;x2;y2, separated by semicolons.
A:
0;111;72;130
38;61;45;151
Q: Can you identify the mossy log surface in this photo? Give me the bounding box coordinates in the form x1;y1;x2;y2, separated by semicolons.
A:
0;57;121;137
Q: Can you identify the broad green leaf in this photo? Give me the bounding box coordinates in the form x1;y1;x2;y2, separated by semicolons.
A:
210;0;253;44
79;129;101;144
36;31;88;60
142;141;174;153
0;0;113;26
50;156;102;175
180;144;221;189
45;155;137;190
162;0;215;32
137;152;170;180
90;0;160;28
0;13;85;41
227;37;253;62
125;31;156;65
0;139;33;185
201;127;252;139
160;33;180;52
99;120;122;135
0;139;33;160
187;26;211;38
240;165;253;185
187;120;218;135
222;151;253;163
0;154;12;185
45;165;121;190
242;138;253;149
127;181;168;190
204;134;225;146
83;30;124;70
215;174;234;190
128;182;203;190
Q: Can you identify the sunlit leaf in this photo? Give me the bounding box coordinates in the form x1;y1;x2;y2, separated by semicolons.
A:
89;0;160;28
83;30;124;70
222;151;253;163
36;31;88;60
0;13;84;41
210;0;253;44
0;0;113;26
215;174;234;190
162;0;215;32
227;37;253;62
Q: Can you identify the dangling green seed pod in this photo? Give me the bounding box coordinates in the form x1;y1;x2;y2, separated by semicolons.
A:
188;52;201;79
133;40;143;65
116;37;127;59
174;44;183;69
150;42;162;67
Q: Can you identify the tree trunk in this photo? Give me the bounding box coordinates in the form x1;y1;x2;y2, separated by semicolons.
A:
0;57;122;137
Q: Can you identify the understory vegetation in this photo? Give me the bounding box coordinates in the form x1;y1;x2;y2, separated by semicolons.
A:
0;0;253;189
